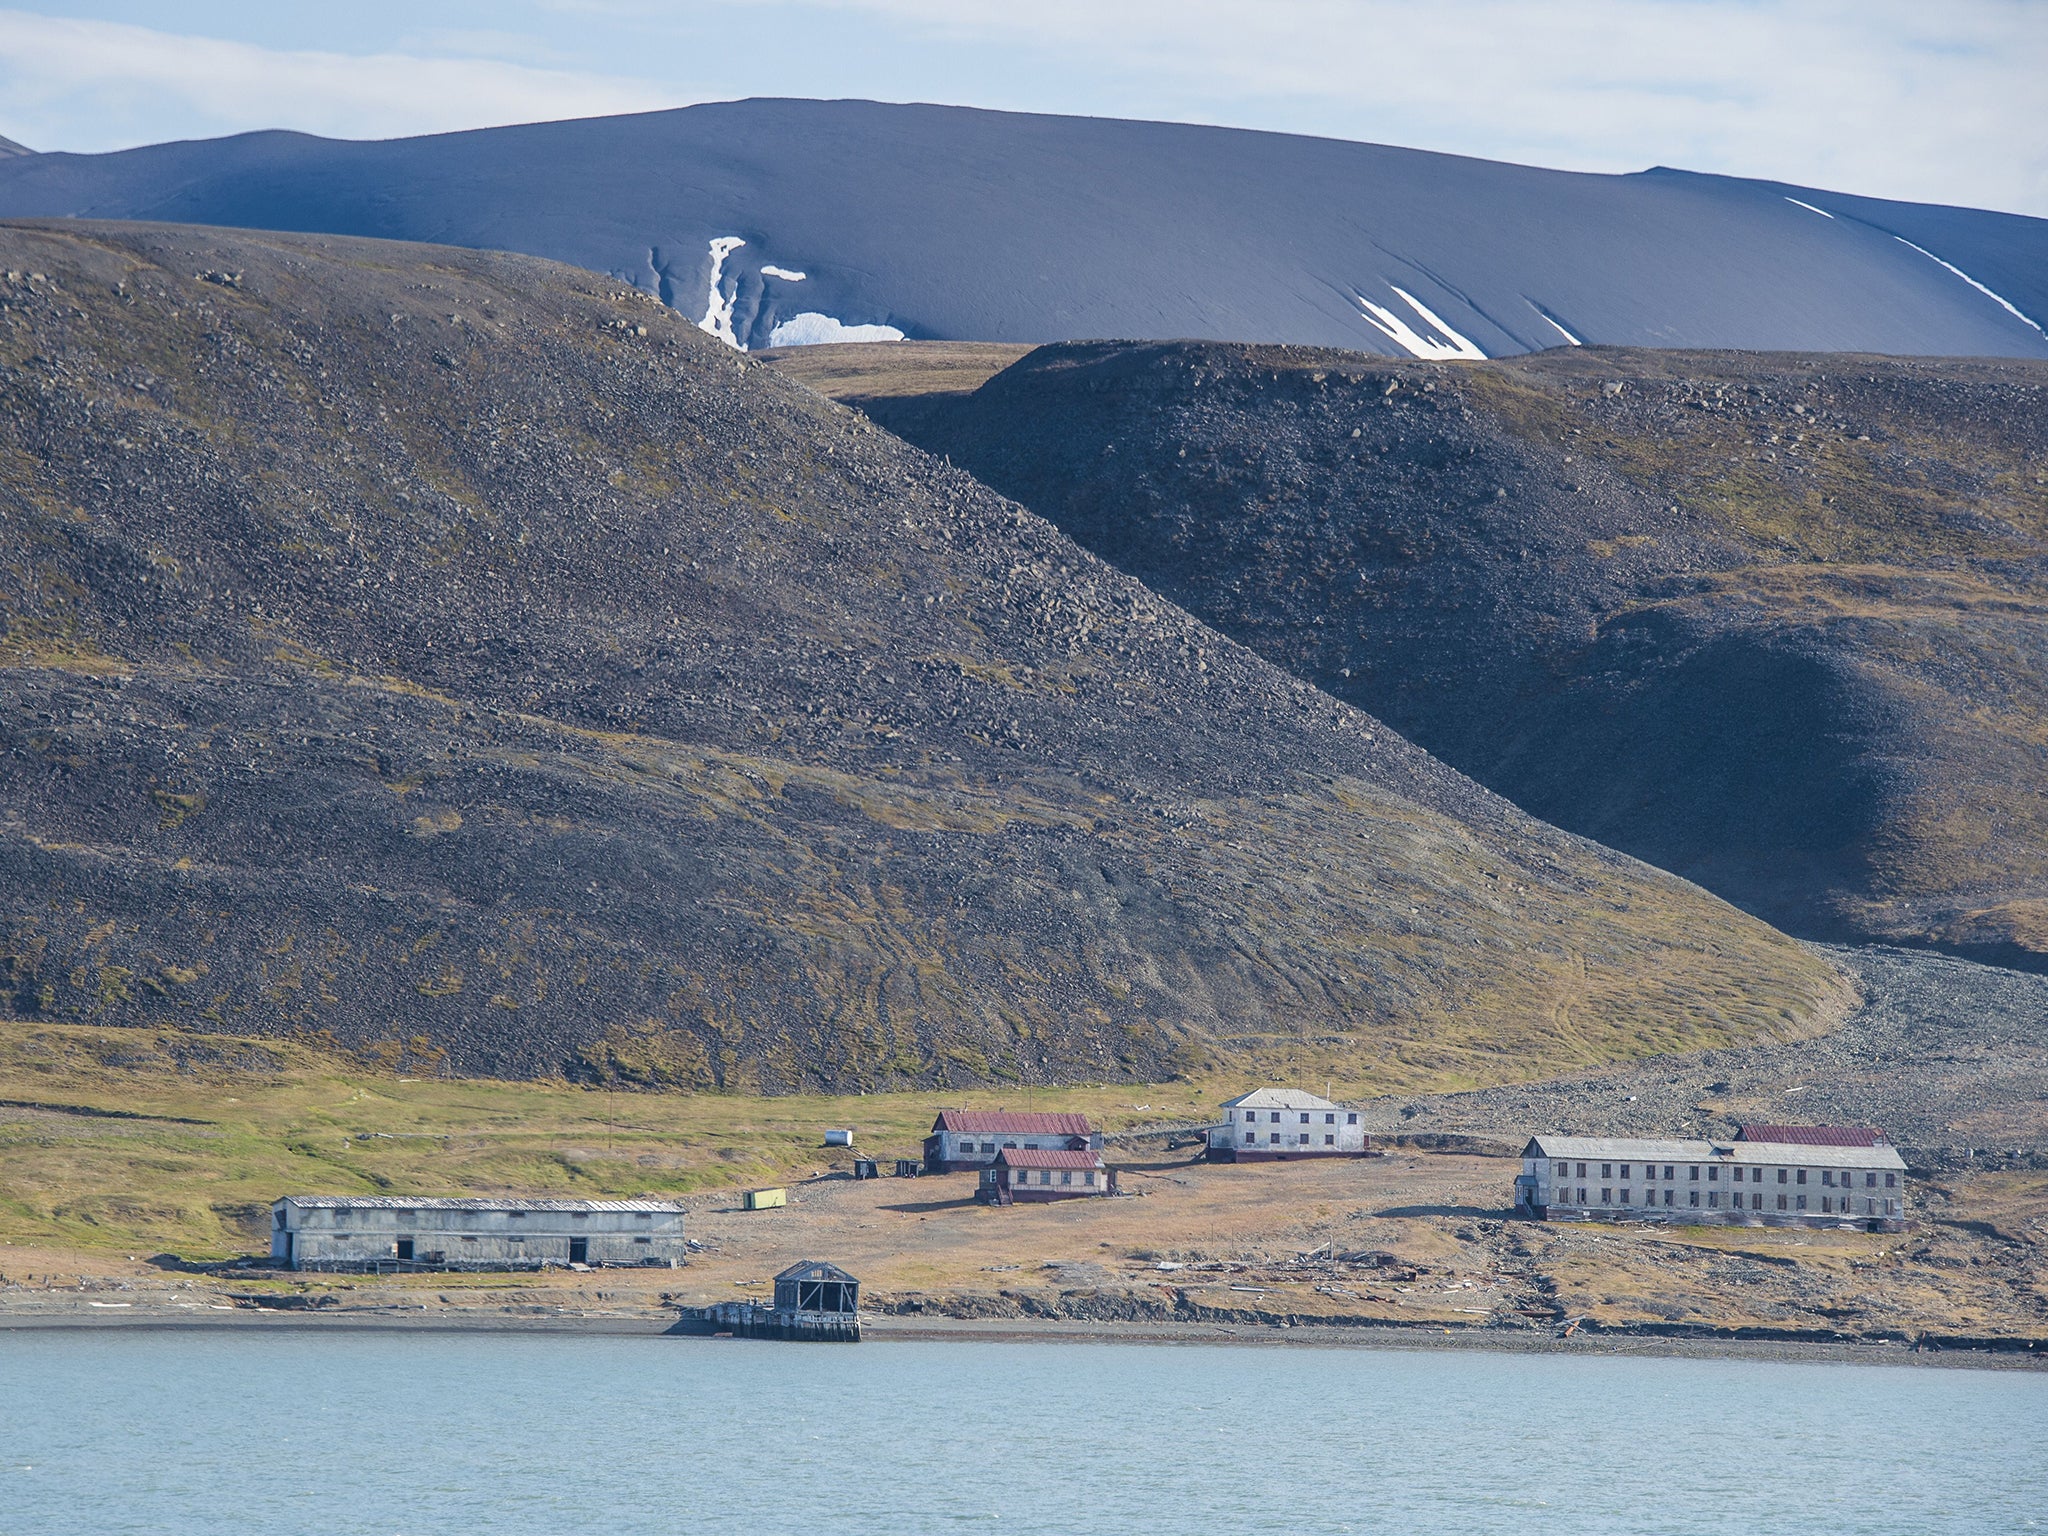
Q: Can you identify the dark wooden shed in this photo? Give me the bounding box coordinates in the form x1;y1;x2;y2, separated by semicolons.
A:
773;1260;860;1315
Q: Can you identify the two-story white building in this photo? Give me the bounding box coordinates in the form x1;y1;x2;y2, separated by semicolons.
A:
1207;1088;1369;1161
923;1110;1101;1174
1514;1134;1907;1231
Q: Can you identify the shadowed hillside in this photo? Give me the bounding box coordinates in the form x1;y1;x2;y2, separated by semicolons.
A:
0;223;1848;1092
844;341;2048;968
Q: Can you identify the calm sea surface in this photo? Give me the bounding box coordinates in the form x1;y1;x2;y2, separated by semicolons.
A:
1;1330;2043;1535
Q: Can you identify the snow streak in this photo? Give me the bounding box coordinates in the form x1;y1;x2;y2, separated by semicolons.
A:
767;313;907;348
1357;285;1487;360
1784;197;1835;219
698;236;746;348
1892;236;2046;339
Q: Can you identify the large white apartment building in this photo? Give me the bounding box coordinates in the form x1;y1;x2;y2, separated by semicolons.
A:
1516;1135;1907;1231
1208;1088;1368;1161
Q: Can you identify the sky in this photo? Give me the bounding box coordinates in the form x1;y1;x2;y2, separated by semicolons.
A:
0;1;2043;217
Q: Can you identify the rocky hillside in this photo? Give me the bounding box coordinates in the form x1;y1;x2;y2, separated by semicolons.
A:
0;222;1847;1091
853;342;2048;968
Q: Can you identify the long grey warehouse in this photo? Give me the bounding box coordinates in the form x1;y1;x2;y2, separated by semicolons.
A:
271;1196;688;1271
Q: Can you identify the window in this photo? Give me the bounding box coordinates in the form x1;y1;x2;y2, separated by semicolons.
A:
1060;1171;1073;1185
1778;1194;1787;1211
1689;1191;1700;1207
1822;1170;1834;1187
1325;1113;1336;1124
1082;1171;1095;1186
1708;1166;1718;1182
1577;1163;1588;1178
1620;1188;1631;1204
1578;1189;1588;1204
1246;1132;1257;1144
1821;1196;1831;1213
1555;1163;1568;1178
1796;1194;1807;1211
1602;1164;1613;1179
1620;1164;1631;1180
1663;1166;1675;1180
1300;1113;1310;1124
1324;1135;1335;1146
1796;1170;1807;1184
1886;1173;1897;1188
1270;1112;1281;1123
1865;1172;1877;1188
508;1211;527;1220
1663;1190;1674;1206
1347;1113;1358;1125
1731;1168;1743;1183
1707;1192;1719;1209
1601;1188;1612;1204
1778;1168;1788;1183
1752;1193;1763;1210
1690;1167;1700;1181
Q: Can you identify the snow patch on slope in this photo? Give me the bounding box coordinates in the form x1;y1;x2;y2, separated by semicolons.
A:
1892;236;2046;339
760;264;807;281
1357;285;1487;360
698;236;747;348
1784;197;1835;219
768;313;908;348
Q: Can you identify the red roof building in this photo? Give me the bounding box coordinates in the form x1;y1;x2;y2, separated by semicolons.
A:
980;1145;1114;1204
923;1110;1101;1173
1736;1124;1889;1147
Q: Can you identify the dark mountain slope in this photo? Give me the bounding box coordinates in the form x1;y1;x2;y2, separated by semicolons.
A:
848;342;2048;968
0;221;1848;1090
0;100;2041;361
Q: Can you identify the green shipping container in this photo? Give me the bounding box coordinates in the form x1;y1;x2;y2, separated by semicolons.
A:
743;1187;788;1211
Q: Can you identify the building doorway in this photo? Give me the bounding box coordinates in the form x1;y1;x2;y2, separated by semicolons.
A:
568;1237;589;1265
395;1238;415;1262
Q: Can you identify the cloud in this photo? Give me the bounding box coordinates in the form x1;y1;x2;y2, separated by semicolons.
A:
0;10;679;150
719;0;2048;216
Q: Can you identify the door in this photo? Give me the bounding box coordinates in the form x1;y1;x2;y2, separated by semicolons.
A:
569;1237;589;1264
395;1238;415;1261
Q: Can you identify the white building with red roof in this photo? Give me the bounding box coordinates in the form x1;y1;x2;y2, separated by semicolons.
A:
923;1109;1101;1174
978;1146;1115;1204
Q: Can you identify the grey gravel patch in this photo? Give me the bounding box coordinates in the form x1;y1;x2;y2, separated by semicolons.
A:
1354;945;2048;1167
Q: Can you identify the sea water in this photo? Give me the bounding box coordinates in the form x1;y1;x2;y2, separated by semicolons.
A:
1;1331;2042;1535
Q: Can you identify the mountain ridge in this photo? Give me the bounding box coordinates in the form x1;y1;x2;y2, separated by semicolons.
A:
0;99;2040;361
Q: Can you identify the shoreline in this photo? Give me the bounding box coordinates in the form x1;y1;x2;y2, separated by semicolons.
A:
4;1304;2042;1371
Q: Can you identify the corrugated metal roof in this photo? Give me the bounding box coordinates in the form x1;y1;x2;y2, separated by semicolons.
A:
933;1110;1095;1136
776;1260;859;1282
1524;1135;1905;1171
1220;1087;1338;1110
1737;1123;1888;1147
275;1196;686;1212
994;1147;1105;1169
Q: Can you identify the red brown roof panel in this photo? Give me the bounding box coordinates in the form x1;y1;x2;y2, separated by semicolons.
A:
1736;1123;1887;1147
933;1110;1095;1136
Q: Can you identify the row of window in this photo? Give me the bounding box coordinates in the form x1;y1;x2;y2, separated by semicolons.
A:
961;1140;1053;1154
1550;1161;1896;1189
1233;1110;1360;1124
1243;1133;1340;1146
1004;1169;1097;1186
1551;1187;1900;1216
